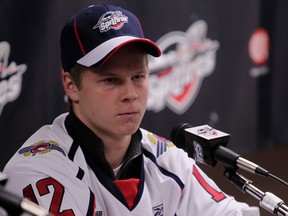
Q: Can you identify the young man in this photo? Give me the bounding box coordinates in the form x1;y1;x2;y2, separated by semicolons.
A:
4;4;253;215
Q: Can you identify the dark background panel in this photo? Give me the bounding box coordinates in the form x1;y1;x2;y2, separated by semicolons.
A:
0;0;288;213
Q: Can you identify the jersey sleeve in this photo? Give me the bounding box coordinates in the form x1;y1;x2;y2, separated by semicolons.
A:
3;147;95;216
160;147;250;216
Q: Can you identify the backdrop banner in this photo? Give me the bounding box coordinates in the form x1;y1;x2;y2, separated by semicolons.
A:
1;0;288;172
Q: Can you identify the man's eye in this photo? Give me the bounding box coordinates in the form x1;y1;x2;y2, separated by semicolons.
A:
104;78;118;84
133;75;144;81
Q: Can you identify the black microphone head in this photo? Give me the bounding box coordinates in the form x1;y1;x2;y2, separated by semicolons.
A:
171;124;231;167
170;123;192;150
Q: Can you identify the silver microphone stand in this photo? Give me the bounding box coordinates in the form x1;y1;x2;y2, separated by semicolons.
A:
224;169;288;216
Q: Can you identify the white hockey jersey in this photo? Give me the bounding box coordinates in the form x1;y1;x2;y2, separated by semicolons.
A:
4;112;251;216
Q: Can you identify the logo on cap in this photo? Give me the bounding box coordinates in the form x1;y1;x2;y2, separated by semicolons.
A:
93;11;128;32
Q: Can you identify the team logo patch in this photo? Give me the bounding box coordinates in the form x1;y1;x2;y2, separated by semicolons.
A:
93;11;128;32
148;133;174;147
18;140;65;157
148;133;174;157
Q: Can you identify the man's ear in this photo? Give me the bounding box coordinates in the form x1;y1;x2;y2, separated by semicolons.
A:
62;70;79;102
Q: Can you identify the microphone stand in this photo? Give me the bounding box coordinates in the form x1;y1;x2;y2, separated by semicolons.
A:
224;169;288;216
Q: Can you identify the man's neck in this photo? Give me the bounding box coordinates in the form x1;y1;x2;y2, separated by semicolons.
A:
102;135;131;169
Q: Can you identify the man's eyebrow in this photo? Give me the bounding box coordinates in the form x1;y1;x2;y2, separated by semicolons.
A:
94;68;148;76
91;69;118;76
97;71;117;76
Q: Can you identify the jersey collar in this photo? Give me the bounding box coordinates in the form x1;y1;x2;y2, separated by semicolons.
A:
65;108;142;180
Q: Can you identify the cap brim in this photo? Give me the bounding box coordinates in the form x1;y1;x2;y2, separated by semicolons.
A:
76;36;161;67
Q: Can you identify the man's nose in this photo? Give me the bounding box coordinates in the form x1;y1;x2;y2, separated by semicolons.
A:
121;81;137;102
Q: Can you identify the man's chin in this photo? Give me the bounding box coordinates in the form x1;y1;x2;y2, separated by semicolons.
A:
120;122;140;135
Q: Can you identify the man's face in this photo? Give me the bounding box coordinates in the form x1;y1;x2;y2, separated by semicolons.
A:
71;44;149;139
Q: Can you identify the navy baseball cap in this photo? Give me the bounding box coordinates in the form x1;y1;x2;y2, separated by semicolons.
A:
60;4;161;72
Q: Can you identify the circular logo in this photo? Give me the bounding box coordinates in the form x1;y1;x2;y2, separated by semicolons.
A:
248;28;269;65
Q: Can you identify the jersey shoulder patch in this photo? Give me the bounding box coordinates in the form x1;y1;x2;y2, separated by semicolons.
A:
18;140;65;157
146;132;175;157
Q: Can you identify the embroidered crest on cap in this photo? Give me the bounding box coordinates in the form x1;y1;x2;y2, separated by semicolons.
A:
18;140;65;157
93;11;128;32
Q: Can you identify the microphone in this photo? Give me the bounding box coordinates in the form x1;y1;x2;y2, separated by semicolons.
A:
170;123;269;177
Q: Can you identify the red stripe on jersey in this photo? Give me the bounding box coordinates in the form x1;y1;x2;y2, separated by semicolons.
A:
113;178;140;209
193;165;226;202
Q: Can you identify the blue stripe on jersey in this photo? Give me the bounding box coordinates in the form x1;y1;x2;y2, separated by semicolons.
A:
143;149;184;190
156;140;167;157
68;141;79;161
76;167;85;180
86;189;95;216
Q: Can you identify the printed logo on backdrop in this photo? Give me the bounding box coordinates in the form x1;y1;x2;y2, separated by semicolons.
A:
248;28;269;77
147;20;219;114
0;41;27;116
